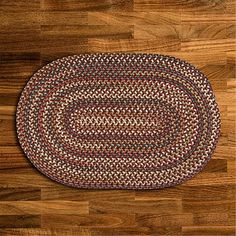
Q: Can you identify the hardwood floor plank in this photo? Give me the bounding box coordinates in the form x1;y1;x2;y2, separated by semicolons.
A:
0;228;91;236
0;145;22;154
135;213;193;227
134;24;180;39
218;122;234;147
182;173;236;186
41;213;135;228
0;94;20;107
205;78;226;91
226;0;236;14
41;25;134;39
134;0;225;12
227;106;236;121
182;199;235;214
0;152;32;172
0;106;16;119
214;145;236;160
183;186;235;201
0;201;88;215
164;51;227;66
1;11;88;27
218;105;228;119
88;12;181;25
40;38;88;53
192;213;232;226
0;31;41;52
41;0;133;12
0;119;17;145
221;119;235;137
41;187;135;201
215;91;236;105
0;30;87;53
227;78;236;93
0;188;41;201
228;210;236;227
0;174;58;187
135;185;235;201
181;38;236;52
200;64;235;81
89;199;182;214
0;0;40;11
0;52;41;77
226;24;236;38
227;50;236;64
182;226;236;235
89;226;151;236
1;12;41;28
0;215;41;228
41;12;88;25
0;77;30;93
88;38;180;52
181;12;236;23
198;159;227;173
181;23;227;39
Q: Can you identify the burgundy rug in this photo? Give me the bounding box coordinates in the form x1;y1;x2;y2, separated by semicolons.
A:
16;53;221;189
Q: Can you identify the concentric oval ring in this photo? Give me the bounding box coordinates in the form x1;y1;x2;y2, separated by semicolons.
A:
16;53;221;189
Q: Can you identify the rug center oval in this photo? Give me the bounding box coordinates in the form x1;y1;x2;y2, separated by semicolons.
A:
39;76;199;171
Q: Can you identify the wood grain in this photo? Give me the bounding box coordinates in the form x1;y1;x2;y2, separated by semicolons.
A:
0;0;235;235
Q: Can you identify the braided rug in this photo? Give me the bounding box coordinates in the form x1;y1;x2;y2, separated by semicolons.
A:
16;53;221;189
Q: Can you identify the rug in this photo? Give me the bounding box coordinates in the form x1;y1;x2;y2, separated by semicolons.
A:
16;53;221;189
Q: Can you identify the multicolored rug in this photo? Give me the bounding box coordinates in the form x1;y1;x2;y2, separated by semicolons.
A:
16;53;221;189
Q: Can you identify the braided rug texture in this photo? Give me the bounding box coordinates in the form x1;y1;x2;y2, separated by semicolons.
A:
16;53;221;189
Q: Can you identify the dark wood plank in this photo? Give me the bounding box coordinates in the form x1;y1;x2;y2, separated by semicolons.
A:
0;52;41;77
203;159;227;173
0;0;40;11
0;215;41;228
0;119;18;145
0;27;41;53
41;25;134;39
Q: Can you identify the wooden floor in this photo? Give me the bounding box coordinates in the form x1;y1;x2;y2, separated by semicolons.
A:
0;0;236;235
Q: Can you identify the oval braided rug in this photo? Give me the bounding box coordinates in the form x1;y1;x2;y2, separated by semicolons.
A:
16;53;221;189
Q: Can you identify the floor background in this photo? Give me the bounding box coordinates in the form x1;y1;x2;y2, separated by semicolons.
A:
0;0;235;235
